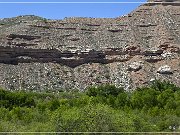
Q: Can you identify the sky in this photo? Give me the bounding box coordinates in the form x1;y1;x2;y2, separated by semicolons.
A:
0;0;147;19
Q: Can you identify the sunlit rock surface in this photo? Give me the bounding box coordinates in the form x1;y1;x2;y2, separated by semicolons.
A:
0;1;179;91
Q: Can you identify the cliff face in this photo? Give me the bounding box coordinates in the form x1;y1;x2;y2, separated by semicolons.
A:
0;1;179;91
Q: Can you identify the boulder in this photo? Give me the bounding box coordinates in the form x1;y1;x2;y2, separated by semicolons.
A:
128;62;142;72
161;52;172;58
150;78;156;82
157;65;173;74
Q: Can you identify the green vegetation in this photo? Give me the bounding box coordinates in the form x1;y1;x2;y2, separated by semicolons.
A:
0;80;180;133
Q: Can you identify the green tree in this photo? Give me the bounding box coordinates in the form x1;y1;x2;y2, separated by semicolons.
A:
157;89;174;108
115;92;129;108
52;104;119;132
86;84;124;97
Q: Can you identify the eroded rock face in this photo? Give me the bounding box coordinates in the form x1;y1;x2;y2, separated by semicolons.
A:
0;1;179;91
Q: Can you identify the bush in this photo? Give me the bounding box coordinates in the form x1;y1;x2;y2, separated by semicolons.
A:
0;81;179;132
150;80;179;92
52;104;119;132
131;88;160;109
0;89;35;109
86;84;124;97
115;92;129;108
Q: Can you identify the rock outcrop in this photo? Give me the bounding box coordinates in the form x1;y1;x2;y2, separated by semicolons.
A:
0;0;179;91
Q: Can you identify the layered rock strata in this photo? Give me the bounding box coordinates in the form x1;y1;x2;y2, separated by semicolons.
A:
0;0;179;91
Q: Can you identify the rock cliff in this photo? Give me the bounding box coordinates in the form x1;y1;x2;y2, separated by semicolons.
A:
0;1;179;91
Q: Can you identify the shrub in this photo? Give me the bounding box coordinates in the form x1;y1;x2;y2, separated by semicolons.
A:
0;89;35;109
47;99;60;111
86;84;124;97
52;104;119;132
150;80;179;92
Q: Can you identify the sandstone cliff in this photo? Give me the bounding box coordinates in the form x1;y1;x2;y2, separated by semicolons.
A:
0;0;179;91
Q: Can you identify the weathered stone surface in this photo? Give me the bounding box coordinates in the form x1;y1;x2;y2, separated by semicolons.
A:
0;1;179;91
128;62;142;72
144;49;163;56
157;65;173;74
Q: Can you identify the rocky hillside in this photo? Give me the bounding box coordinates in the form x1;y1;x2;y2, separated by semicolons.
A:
0;0;179;91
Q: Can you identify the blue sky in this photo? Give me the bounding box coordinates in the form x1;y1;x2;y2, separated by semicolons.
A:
0;0;147;19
